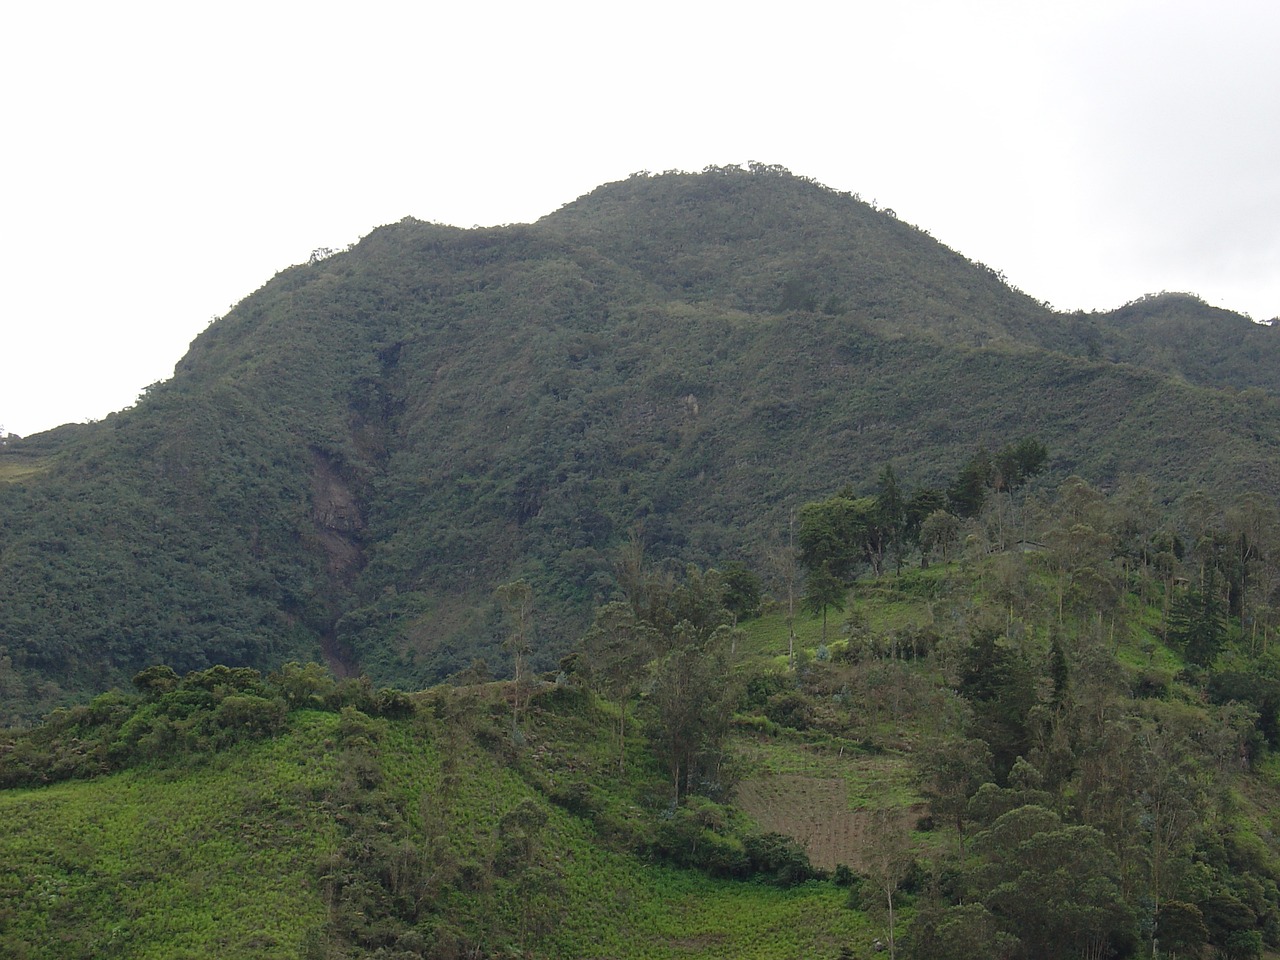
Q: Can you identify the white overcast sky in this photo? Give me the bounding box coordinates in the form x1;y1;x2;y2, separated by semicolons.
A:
2;0;1278;437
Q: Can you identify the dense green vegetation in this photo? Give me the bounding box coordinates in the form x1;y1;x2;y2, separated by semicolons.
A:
6;459;1280;957
0;707;341;958
5;164;1280;955
0;661;859;958
3;166;1280;719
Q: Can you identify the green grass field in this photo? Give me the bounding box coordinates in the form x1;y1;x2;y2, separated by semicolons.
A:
0;456;49;483
1;689;881;959
0;712;342;959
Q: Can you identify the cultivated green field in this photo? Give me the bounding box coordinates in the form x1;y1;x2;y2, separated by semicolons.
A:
0;712;341;959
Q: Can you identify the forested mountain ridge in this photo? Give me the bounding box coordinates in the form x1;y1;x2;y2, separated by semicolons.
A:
1;164;1278;720
1097;290;1280;394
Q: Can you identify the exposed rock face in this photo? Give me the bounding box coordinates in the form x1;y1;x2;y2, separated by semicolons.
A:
310;447;364;582
311;449;363;532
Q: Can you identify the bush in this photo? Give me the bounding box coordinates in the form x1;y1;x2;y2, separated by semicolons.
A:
743;831;821;887
373;688;416;719
731;713;778;735
325;676;377;713
701;830;751;878
741;671;790;711
1131;667;1172;700
764;690;815;730
550;778;598;817
213;693;287;741
268;661;335;708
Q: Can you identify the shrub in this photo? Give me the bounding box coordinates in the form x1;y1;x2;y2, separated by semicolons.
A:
373;688;416;719
550;778;599;817
213;693;288;742
741;671;790;711
764;690;815;731
743;831;821;887
268;661;335;709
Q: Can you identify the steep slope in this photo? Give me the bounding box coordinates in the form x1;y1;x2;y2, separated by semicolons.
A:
2;165;1277;718
1095;290;1280;393
0;709;340;958
539;164;1073;351
0;675;868;959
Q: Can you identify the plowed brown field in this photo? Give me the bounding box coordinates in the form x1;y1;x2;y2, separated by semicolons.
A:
733;740;926;871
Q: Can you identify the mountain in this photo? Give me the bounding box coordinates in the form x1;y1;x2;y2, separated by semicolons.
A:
3;164;1279;719
1095;290;1280;393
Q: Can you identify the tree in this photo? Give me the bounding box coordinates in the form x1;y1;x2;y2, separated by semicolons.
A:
645;622;737;804
267;660;334;708
769;511;802;665
797;495;863;582
1154;900;1209;960
803;565;846;643
579;601;659;771
905;486;948;551
904;902;1019;960
919;509;961;567
876;464;908;574
949;448;993;519
1043;486;1118;624
992;438;1047;495
614;535;677;630
1110;475;1160;578
796;494;866;639
495;579;534;741
1225;492;1278;629
132;664;179;696
971;806;1136;960
1201;892;1260;960
1168;565;1227;667
666;565;733;642
916;737;994;852
863;808;912;960
718;561;762;623
1131;728;1206;960
958;627;1036;778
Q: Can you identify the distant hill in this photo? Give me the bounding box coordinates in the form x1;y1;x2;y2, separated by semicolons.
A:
1095;290;1280;392
3;164;1279;719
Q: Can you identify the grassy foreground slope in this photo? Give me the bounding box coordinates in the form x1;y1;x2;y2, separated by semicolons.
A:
9;490;1280;960
0;712;341;959
0;672;869;960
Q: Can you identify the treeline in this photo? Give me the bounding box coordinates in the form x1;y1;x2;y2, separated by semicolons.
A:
563;446;1280;958
765;459;1280;959
793;440;1045;637
798;438;1047;578
0;662;413;788
9;450;1280;957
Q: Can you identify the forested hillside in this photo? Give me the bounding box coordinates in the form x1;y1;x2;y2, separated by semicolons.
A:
5;161;1280;955
2;164;1279;721
6;464;1280;958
